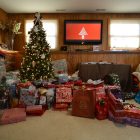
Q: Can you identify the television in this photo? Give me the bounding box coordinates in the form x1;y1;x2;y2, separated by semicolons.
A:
64;20;103;45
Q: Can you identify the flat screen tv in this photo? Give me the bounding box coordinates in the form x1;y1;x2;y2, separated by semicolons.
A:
64;20;103;45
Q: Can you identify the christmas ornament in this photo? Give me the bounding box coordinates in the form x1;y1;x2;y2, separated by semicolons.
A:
34;26;38;32
41;54;45;59
22;58;25;64
32;61;36;67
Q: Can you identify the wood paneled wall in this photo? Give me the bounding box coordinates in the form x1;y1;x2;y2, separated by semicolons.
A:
0;11;140;74
0;8;8;44
7;13;140;52
51;51;140;74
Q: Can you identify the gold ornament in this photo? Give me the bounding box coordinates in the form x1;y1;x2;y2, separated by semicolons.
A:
32;61;36;67
22;58;25;64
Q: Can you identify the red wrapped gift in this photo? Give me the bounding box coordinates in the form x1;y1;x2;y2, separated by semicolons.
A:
125;109;140;119
108;93;123;110
108;111;126;124
72;88;96;118
17;81;32;88
95;94;108;120
56;87;72;103
54;103;68;111
74;80;83;86
26;105;44;116
125;117;140;127
0;108;26;125
109;103;126;117
95;87;106;95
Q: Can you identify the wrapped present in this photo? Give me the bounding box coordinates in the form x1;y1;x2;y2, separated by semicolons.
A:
125;117;140;127
108;93;123;110
0;87;11;109
17;81;32;88
109;103;126;117
108;111;126;124
46;88;55;109
74;80;83;86
56;87;72;103
19;86;37;106
58;73;69;84
105;85;121;92
38;87;47;105
6;71;20;86
72;88;96;118
125;109;140;119
26;105;44;116
96;87;106;95
54;103;68;111
96;94;108;120
32;80;42;88
0;108;26;125
52;59;67;76
9;84;18;98
111;89;124;101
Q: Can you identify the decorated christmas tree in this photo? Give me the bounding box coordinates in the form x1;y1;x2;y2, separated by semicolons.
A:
20;12;54;81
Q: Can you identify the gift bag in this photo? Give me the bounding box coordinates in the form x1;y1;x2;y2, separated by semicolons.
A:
96;94;108;120
72;88;96;118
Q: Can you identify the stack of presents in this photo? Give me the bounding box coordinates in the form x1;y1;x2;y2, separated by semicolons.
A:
0;58;140;128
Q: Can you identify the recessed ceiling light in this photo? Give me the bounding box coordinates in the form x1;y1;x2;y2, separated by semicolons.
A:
95;9;106;12
56;9;66;12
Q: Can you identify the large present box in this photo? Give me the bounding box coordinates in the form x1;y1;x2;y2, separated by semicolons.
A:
0;108;26;125
26;105;44;116
56;87;72;103
72;88;96;118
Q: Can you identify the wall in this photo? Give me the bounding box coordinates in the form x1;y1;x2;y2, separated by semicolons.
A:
7;13;140;52
51;51;140;74
0;8;8;44
1;12;140;73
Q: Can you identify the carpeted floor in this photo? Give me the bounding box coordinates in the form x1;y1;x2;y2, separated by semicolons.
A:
0;109;140;140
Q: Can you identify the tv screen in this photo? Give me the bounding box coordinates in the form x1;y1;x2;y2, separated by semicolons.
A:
64;20;103;45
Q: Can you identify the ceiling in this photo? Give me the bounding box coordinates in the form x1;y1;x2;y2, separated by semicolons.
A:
0;0;140;13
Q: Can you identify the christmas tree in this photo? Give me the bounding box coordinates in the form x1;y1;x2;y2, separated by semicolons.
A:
20;12;54;81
